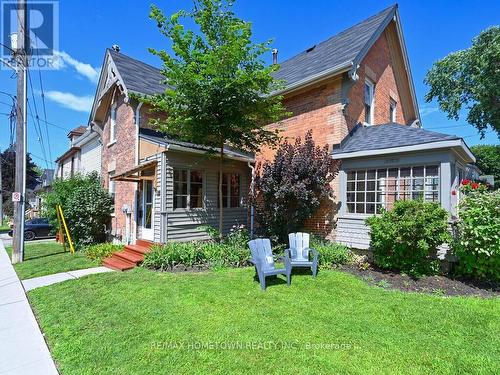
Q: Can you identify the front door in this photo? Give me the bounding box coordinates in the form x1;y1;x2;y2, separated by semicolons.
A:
139;180;154;241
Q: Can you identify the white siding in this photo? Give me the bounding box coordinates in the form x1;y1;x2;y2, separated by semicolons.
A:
80;137;102;175
150;150;251;243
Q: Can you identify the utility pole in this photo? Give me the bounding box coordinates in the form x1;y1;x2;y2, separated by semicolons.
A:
0;149;3;226
12;0;28;264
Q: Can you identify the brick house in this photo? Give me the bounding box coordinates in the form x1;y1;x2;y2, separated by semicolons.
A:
88;48;252;245
86;4;474;250
262;4;474;248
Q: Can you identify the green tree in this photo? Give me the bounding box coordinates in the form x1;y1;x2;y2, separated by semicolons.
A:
471;144;500;189
41;172;113;247
1;147;41;216
142;0;288;236
424;26;500;138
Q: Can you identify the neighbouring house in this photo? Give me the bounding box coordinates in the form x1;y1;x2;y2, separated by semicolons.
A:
27;169;54;218
55;125;102;179
89;4;476;250
89;47;252;244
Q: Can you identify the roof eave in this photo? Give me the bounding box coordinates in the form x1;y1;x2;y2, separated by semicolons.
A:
139;134;255;163
270;61;353;97
332;139;474;161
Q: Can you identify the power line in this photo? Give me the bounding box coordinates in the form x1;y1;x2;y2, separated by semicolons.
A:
30;27;53;164
26;98;49;169
27;70;50;169
37;64;52;163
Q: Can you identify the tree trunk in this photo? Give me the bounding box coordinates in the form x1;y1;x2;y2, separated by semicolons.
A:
218;144;224;240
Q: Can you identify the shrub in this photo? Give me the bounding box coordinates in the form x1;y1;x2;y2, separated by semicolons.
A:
366;200;451;276
453;190;500;280
143;226;251;271
310;237;352;268
254;131;340;242
84;243;124;263
41;172;113;247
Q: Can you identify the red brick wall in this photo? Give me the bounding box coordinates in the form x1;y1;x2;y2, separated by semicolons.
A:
346;28;409;130
101;93;138;241
257;28;415;238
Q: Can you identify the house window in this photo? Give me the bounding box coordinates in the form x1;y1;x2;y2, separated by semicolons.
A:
110;104;117;142
390;99;397;123
173;169;204;209
109;172;115;214
346;165;439;214
364;79;375;125
219;173;241;208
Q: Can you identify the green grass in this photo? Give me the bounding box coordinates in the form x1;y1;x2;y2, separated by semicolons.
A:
28;268;500;375
5;241;96;280
0;223;10;231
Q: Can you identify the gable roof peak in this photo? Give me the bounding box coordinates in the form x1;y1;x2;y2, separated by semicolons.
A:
273;4;398;92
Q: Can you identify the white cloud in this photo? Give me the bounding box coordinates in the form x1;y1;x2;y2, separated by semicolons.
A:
53;51;100;83
419;105;439;117
45;91;94;113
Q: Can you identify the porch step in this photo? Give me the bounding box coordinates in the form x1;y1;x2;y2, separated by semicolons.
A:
114;249;144;263
103;240;154;271
136;239;154;248
103;255;136;271
125;244;151;256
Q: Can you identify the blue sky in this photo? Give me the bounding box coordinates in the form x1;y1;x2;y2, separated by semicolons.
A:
1;0;499;170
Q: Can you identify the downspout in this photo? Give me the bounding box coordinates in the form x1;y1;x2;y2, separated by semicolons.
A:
132;101;143;243
247;161;255;239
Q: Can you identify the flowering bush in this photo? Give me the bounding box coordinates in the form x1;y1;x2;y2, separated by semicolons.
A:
460;179;489;193
453;190;500;280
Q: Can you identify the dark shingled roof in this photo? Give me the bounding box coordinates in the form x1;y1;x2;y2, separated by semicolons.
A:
106;6;397;96
108;48;166;96
139;128;255;161
333;124;460;154
68;125;87;136
273;5;397;89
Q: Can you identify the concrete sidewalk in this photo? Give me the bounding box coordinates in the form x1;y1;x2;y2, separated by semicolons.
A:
22;267;113;291
0;241;59;375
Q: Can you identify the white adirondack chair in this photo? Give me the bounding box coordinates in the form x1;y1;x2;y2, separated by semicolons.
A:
286;232;319;277
248;238;291;290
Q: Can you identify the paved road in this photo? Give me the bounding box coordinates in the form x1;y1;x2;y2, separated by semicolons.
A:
0;232;55;248
0;239;59;374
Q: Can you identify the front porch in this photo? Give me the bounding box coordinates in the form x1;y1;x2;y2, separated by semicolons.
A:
111;131;254;246
332;124;476;249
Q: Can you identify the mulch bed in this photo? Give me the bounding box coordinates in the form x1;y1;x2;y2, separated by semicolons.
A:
340;264;499;298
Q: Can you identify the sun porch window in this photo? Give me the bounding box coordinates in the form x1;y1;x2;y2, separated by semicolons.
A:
346;165;440;214
173;169;204;209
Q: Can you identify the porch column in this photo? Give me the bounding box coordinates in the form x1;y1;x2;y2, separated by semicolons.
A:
440;161;452;213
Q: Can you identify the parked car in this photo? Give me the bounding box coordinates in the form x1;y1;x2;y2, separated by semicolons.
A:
8;218;54;241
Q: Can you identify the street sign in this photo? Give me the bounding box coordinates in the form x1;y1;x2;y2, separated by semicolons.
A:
12;192;21;202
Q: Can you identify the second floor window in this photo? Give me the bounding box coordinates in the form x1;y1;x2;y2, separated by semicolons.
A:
390;99;397;123
173;169;204;209
110;104;117;142
364;79;374;125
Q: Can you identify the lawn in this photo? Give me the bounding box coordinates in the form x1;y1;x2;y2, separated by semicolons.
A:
28;267;500;375
5;241;96;280
0;223;10;231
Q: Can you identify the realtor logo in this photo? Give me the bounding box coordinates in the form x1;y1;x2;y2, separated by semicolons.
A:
1;0;59;70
